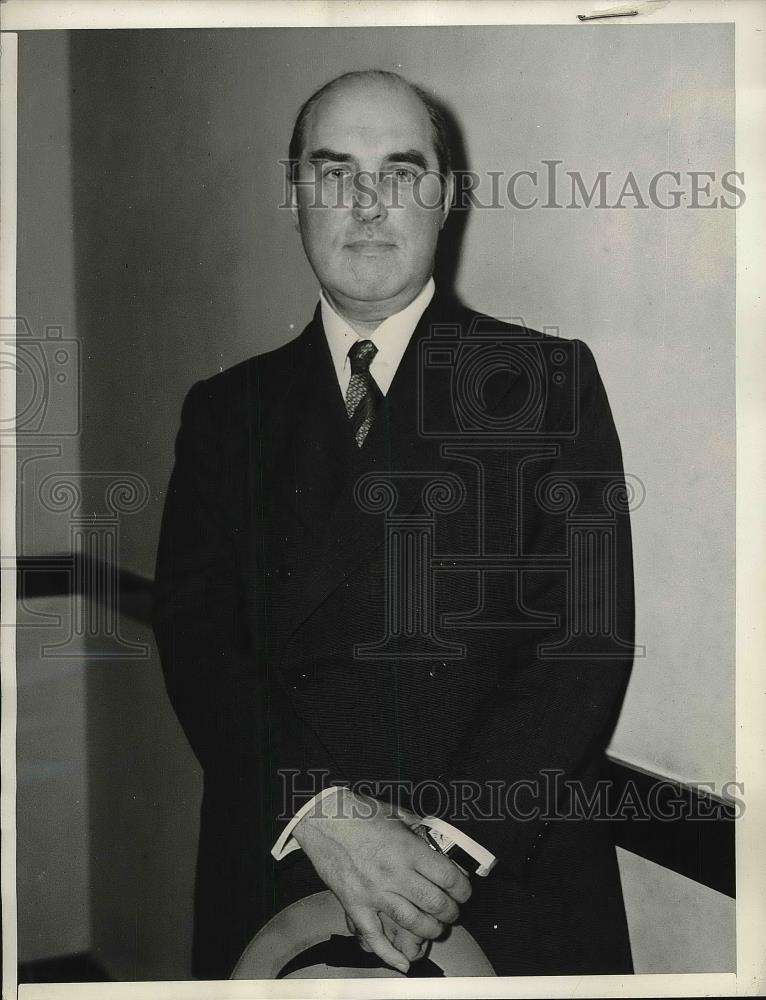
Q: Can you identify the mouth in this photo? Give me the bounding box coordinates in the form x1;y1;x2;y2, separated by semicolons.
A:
345;241;397;255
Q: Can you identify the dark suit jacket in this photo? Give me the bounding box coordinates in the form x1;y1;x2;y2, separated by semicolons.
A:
153;292;635;979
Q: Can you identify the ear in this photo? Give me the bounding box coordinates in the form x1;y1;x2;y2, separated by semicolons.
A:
440;171;455;229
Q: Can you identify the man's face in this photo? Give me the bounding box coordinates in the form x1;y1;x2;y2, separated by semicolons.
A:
291;78;452;323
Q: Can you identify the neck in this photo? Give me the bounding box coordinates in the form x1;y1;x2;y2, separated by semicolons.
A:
346;315;384;335
323;281;430;336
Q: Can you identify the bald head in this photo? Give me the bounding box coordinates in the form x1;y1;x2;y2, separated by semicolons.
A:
289;70;452;182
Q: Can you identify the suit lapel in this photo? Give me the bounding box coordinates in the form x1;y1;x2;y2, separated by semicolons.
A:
260;305;355;541
278;293;492;659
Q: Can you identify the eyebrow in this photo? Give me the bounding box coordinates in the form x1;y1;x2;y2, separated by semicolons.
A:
384;150;429;171
305;148;430;171
306;148;355;164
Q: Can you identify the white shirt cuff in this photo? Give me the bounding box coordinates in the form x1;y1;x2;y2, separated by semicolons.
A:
271;785;347;861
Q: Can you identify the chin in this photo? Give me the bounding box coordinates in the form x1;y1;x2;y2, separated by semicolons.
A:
335;273;406;304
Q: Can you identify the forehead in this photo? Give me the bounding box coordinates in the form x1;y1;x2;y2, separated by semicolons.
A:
304;79;437;161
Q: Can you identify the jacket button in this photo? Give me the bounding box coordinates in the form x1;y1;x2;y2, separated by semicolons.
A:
291;670;308;691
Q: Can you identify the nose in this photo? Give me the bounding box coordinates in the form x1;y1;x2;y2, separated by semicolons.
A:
351;172;388;224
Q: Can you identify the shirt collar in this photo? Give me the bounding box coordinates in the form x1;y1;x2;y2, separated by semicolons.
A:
320;278;435;396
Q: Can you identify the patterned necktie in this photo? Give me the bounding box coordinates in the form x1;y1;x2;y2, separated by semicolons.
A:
345;340;382;447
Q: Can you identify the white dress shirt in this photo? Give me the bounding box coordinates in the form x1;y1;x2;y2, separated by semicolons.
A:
320;277;435;399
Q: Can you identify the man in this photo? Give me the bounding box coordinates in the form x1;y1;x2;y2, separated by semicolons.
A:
153;69;636;979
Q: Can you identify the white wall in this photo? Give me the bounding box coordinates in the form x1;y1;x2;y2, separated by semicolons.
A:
617;850;735;973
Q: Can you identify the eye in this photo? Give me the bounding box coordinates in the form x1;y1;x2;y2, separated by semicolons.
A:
322;165;352;181
389;166;419;182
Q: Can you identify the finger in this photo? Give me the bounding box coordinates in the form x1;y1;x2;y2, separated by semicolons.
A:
378;911;398;947
346;912;374;951
353;911;410;974
381;892;445;940
409;936;428;962
379;912;423;962
403;874;461;925
394;929;426;962
415;850;473;905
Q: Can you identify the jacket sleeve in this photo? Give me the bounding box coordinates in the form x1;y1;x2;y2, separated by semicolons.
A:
418;340;636;879
152;378;347;843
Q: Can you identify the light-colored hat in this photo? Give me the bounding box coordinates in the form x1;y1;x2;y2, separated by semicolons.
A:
232;890;496;980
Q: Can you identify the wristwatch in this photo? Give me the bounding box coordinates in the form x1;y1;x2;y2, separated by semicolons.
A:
410;817;496;877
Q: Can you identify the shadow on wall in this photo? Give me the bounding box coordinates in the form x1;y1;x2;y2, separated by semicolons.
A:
432;90;470;295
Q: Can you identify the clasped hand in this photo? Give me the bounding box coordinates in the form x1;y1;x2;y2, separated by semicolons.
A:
292;788;471;973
